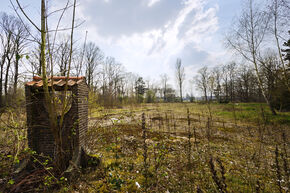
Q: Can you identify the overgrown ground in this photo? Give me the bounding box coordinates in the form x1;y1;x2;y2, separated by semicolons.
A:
0;103;289;192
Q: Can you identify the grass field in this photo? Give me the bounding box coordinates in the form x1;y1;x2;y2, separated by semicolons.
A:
0;102;289;192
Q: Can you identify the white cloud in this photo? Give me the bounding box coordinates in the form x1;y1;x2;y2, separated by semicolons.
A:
59;0;227;95
91;0;220;93
0;0;243;96
147;0;161;7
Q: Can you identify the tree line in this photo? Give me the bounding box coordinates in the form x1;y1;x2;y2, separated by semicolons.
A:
0;9;182;108
195;0;289;114
0;11;159;108
0;0;289;113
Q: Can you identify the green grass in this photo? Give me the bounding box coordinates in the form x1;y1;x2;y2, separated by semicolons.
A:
207;102;290;125
1;102;289;192
95;102;290;125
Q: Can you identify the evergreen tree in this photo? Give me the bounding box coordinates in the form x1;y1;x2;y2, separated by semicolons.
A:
281;31;290;65
135;77;146;103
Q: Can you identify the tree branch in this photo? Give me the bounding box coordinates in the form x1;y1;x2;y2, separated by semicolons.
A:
14;0;41;32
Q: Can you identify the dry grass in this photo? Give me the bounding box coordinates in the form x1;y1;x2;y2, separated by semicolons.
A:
0;103;289;192
68;103;289;192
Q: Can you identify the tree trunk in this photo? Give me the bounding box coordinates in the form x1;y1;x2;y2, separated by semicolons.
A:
13;51;19;96
225;81;228;102
180;83;183;102
253;58;277;115
0;64;3;107
249;1;276;115
40;0;64;171
273;0;290;91
4;58;12;105
204;88;208;103
0;52;7;107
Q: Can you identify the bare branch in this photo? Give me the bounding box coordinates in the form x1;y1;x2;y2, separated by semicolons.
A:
47;3;74;17
9;0;39;42
46;20;85;33
14;0;41;32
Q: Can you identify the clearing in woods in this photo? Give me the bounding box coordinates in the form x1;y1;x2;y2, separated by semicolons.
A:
0;102;289;192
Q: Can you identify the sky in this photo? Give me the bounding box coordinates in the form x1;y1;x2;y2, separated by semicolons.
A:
0;0;244;96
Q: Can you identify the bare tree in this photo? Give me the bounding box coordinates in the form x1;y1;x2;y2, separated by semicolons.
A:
208;73;215;101
0;13;16;105
260;50;289;111
102;57;125;106
226;0;277;115
221;64;229;102
75;31;87;77
27;45;41;76
56;36;71;76
85;42;103;88
267;0;290;91
227;62;237;102
12;17;30;96
195;66;209;102
0;13;29;105
0;14;13;106
236;64;257;102
212;66;222;102
160;73;169;102
175;58;185;102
